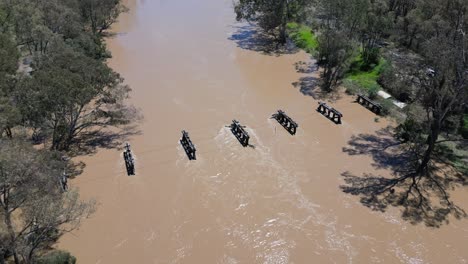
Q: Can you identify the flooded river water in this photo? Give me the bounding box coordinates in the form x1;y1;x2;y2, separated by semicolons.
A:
59;0;468;263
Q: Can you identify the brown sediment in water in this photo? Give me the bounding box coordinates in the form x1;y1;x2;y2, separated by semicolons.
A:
58;0;468;263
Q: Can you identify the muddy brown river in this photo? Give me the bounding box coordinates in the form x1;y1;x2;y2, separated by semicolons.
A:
59;0;468;263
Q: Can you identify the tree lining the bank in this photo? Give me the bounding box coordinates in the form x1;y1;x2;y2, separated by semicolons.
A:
0;0;133;263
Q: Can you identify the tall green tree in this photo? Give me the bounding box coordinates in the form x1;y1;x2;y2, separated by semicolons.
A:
317;29;356;92
408;1;468;176
16;45;133;151
359;0;391;67
313;0;357;91
0;32;19;138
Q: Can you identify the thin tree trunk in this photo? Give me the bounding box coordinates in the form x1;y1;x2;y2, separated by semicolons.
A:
416;121;440;175
4;212;19;264
4;127;12;138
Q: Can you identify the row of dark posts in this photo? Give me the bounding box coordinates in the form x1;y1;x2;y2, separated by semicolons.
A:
356;94;382;115
121;95;383;173
122;103;354;172
123;142;135;176
317;102;343;124
122;111;300;170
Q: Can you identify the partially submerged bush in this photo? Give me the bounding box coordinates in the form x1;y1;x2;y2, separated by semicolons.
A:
37;250;76;264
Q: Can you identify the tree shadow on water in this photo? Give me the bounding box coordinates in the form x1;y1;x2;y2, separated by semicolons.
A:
228;24;299;56
69;124;141;157
341;127;467;227
291;61;342;101
292;76;320;99
291;73;341;101
294;60;318;74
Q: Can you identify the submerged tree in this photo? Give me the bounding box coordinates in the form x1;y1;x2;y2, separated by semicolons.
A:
313;0;358;92
0;140;95;263
234;0;309;44
317;29;356;92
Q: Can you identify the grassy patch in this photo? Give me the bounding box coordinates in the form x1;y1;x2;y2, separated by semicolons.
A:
286;22;318;54
344;54;387;91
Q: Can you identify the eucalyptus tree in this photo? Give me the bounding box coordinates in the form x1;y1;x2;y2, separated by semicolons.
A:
234;0;309;44
78;0;128;36
16;45;133;151
0;140;95;263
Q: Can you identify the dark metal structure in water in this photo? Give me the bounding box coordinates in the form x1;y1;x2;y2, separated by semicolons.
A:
123;142;135;176
356;94;382;115
180;130;196;160
317;102;343;124
229;120;250;147
272;110;298;135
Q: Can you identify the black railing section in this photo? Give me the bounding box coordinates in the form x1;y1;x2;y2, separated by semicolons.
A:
229;120;250;147
123;142;135;176
272;110;298;135
317;102;343;124
180;130;196;160
357;94;382;115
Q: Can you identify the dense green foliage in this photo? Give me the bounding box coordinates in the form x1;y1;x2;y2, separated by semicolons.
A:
0;0;128;263
345;56;387;91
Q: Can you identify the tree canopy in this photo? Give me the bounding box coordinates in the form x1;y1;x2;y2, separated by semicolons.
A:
0;0;130;262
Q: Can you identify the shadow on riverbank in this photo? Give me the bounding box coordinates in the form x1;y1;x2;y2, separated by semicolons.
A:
341;127;467;227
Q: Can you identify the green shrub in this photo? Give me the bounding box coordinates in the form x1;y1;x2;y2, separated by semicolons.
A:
343;79;365;95
345;55;387;91
287;22;318;54
37;250;76;264
362;47;381;71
